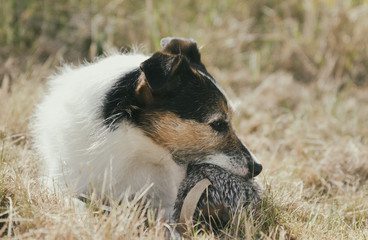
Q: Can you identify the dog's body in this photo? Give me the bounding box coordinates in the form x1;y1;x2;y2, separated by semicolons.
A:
32;38;262;218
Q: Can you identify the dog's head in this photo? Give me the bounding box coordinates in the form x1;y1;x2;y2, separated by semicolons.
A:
136;37;262;179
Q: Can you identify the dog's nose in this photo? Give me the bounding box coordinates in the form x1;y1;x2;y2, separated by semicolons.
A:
248;161;263;177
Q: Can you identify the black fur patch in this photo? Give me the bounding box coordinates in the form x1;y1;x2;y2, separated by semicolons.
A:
102;42;226;131
102;63;226;130
140;52;186;94
148;67;227;124
102;68;142;129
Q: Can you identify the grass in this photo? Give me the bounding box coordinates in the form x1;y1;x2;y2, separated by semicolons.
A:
1;0;368;239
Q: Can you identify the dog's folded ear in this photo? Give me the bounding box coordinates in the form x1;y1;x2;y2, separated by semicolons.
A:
140;52;189;91
140;52;184;91
137;52;190;104
160;37;201;65
136;38;203;105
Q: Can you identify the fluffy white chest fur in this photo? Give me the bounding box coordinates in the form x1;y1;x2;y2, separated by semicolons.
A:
32;53;185;215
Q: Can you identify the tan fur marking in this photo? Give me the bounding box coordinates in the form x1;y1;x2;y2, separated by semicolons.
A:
169;55;184;76
138;89;242;164
140;112;225;158
220;100;231;120
135;75;153;105
190;67;204;80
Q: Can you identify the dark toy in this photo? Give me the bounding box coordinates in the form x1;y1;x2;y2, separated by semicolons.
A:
173;163;263;231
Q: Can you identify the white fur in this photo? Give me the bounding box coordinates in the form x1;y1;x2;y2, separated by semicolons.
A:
203;153;249;176
32;53;186;217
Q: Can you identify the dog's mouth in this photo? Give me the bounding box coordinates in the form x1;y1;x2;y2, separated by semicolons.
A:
244;172;258;181
222;161;262;180
230;166;250;178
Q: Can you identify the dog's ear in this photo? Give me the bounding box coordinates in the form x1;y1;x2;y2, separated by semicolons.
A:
136;52;189;104
160;37;201;65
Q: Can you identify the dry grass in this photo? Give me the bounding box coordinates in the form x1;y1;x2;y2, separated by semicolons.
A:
1;0;368;239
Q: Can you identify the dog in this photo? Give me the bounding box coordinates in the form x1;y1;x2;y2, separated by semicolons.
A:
31;37;262;219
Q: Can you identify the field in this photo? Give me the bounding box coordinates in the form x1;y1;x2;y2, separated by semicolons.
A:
1;0;368;239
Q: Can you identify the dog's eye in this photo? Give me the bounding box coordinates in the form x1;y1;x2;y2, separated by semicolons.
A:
209;120;229;133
